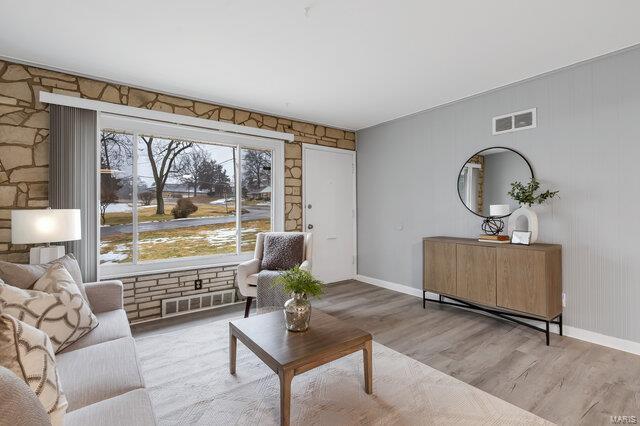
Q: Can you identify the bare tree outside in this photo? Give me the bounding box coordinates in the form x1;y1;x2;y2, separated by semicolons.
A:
100;131;132;224
242;149;272;193
140;136;193;215
176;146;210;197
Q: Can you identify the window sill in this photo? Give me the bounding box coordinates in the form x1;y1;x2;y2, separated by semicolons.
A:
99;253;253;280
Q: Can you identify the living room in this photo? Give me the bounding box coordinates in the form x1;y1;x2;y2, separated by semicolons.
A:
1;2;640;425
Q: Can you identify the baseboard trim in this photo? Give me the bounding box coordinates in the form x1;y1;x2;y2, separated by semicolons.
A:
355;274;424;298
355;274;640;356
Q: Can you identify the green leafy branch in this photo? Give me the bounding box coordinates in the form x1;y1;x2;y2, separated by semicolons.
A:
274;266;324;298
508;178;559;207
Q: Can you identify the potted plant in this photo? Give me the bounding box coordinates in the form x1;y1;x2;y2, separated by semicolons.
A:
507;178;559;243
274;266;324;332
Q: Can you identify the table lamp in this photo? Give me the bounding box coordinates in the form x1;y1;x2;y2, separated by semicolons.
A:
11;208;81;264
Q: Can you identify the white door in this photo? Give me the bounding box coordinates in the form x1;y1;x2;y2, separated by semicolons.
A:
303;145;356;283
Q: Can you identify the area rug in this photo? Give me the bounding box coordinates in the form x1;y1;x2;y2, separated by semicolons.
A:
136;316;552;425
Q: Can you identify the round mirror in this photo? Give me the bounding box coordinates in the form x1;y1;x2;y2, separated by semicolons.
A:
457;147;533;218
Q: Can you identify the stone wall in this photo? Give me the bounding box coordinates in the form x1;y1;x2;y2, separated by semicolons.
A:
122;265;237;322
0;59;356;264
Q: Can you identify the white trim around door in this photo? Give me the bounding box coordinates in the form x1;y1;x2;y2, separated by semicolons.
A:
302;144;357;282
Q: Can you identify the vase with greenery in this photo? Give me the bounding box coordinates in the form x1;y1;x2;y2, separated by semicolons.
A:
275;266;324;332
508;177;559;207
507;177;559;243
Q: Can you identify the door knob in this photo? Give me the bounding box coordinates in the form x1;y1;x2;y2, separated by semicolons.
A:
307;224;314;230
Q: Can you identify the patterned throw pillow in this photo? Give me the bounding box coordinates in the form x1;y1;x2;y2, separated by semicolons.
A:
0;253;89;305
0;263;98;353
261;233;305;271
0;313;68;425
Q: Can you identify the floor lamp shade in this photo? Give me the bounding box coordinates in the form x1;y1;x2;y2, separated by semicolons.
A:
11;209;81;264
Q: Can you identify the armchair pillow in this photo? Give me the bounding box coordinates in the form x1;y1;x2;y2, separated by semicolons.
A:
0;263;98;353
0;313;68;425
0;253;89;304
260;233;305;271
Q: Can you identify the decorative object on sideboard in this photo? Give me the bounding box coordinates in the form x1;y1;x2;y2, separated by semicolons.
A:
274;266;324;332
507;178;559;244
11;208;81;264
511;230;532;245
481;204;510;236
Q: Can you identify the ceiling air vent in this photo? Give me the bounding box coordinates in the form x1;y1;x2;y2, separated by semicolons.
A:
492;108;536;135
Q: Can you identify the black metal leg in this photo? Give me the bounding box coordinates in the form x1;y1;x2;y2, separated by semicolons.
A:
244;297;253;318
559;314;563;336
422;291;426;309
545;321;550;345
439;294;442;303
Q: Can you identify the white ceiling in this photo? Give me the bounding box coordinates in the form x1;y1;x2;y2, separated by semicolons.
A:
1;1;640;130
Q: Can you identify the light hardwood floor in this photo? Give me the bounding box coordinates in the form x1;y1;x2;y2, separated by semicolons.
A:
132;280;640;425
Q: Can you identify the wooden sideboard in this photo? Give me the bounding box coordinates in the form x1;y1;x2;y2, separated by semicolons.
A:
423;236;562;344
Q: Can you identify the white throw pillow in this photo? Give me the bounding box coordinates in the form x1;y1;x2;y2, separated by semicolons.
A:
0;313;68;425
0;263;98;353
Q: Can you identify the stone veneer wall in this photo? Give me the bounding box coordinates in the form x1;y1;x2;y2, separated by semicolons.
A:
0;59;356;322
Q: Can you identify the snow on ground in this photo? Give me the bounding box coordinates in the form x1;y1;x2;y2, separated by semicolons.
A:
209;198;234;205
99;226;258;263
105;203;157;213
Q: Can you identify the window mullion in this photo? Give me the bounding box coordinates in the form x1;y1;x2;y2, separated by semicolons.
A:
235;145;242;255
132;132;139;264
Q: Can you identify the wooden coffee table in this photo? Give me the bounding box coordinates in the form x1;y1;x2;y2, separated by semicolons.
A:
229;309;373;426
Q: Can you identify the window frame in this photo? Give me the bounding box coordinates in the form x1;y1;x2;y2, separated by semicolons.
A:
97;113;284;279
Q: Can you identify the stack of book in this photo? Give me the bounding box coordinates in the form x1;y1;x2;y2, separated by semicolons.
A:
478;234;510;244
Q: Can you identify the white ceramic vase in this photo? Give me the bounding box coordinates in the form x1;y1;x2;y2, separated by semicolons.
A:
507;205;539;243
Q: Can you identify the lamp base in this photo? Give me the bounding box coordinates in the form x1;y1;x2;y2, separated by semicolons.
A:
29;246;66;264
481;217;505;236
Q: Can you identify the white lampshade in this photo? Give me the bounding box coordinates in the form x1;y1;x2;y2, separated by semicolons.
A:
11;209;81;244
489;204;510;217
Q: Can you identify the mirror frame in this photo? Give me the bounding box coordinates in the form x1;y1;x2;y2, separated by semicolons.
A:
456;146;534;219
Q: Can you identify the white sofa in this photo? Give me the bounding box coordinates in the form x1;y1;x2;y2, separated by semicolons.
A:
0;280;157;426
237;232;313;317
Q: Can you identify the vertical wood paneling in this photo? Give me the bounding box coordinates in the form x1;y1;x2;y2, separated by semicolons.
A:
357;46;640;343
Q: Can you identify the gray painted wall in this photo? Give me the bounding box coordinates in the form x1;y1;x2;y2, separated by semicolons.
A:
356;45;640;343
482;150;530;215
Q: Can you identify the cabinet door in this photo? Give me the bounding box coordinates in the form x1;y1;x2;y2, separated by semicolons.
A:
456;244;496;307
496;247;547;317
423;240;456;296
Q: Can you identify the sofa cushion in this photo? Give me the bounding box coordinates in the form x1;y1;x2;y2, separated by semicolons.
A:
0;263;99;353
57;337;145;411
0;366;51;426
0;253;88;302
65;389;156;426
0;314;68;425
261;233;304;271
59;309;131;353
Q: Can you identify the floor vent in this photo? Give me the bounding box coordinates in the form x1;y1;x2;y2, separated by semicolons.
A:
161;289;236;318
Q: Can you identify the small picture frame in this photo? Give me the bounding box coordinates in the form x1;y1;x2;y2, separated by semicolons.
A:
511;230;532;245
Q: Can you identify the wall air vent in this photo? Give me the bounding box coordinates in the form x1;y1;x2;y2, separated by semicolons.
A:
492;108;536;135
161;289;236;318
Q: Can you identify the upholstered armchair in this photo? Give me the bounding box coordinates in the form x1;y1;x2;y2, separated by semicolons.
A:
237;232;313;317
